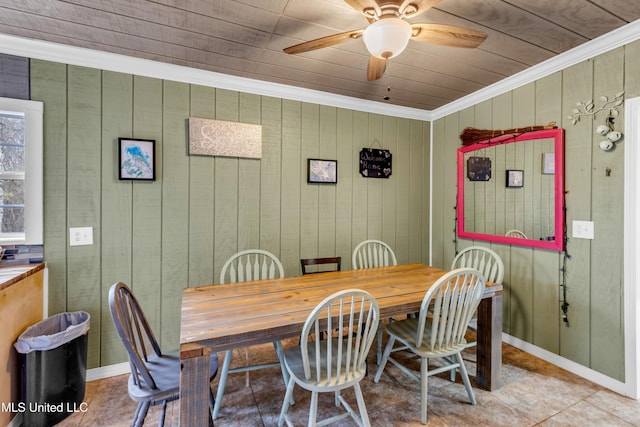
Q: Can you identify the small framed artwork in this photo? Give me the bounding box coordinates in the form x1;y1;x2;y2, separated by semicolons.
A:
307;159;337;184
506;169;524;188
542;152;555;174
119;138;155;181
467;156;492;181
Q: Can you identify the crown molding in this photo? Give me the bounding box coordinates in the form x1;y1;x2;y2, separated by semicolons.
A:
0;33;428;121
430;19;640;121
1;18;638;123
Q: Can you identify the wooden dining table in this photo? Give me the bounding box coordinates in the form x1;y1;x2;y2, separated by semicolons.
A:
179;263;503;426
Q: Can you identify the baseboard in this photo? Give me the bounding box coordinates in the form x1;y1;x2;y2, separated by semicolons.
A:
502;333;634;398
85;361;129;382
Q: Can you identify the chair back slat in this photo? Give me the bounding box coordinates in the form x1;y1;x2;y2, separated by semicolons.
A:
220;249;284;284
352;240;398;270
300;290;379;386
109;282;161;390
452;246;504;284
418;269;485;351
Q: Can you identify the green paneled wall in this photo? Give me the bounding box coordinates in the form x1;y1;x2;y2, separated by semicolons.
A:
29;60;430;368
433;42;640;382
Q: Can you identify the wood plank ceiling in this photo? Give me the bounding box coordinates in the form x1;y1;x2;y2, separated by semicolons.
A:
0;0;638;110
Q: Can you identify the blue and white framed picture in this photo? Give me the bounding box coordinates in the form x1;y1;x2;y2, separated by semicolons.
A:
307;158;337;184
118;138;156;181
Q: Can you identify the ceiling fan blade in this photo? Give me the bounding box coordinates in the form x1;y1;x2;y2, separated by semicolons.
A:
283;30;364;55
411;23;487;48
367;55;388;81
397;0;442;18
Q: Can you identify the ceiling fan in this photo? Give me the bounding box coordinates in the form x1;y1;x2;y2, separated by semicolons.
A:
283;0;487;81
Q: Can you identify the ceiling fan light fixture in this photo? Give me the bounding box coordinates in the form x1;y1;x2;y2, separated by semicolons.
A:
363;17;412;59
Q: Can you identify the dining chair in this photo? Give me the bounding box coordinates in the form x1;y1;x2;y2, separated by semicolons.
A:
352;239;398;365
451;246;504;353
373;268;485;424
300;256;342;275
352;239;398;270
214;248;290;420
278;289;380;427
109;282;218;427
505;229;527;238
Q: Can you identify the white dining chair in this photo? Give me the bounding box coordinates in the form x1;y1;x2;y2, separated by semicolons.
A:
451;245;503;354
505;229;527;238
374;268;485;424
352;239;398;365
213;249;290;420
278;289;380;427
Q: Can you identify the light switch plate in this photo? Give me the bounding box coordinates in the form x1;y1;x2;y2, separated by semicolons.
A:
70;227;93;246
572;220;594;239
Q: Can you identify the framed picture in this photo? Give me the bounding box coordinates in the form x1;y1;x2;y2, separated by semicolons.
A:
506;169;524;188
307;159;337;184
119;138;156;181
542;152;555;174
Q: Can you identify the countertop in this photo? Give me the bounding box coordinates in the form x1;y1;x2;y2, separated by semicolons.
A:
0;263;45;292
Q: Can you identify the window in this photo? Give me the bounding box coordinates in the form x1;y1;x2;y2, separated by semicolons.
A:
0;97;43;244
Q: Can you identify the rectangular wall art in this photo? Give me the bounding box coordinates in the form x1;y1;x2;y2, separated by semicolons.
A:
188;117;262;159
118;138;155;181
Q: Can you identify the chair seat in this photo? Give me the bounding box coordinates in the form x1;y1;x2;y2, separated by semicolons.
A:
386;318;468;359
127;350;219;403
283;340;367;391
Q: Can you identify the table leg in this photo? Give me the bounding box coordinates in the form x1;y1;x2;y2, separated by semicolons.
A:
475;292;503;390
180;351;213;426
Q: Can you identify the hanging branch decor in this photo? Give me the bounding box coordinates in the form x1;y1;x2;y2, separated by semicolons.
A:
459;122;557;146
567;92;624;125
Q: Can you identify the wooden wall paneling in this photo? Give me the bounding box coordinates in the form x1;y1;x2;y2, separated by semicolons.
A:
409;119;425;264
0;54;29;99
66;65;102;367
259;96;282;259
131;75;163;336
299;103;320;269
450;108;475;268
335;108;354;269
318;105;337;259
213;89;240;280
625;40;640;99
443;112;462;258
350;111;369;253
430;118;445;268
280;100;302;276
532;73;562;353
381;115;398;256
560;60;593;366
100;71;133;365
503;87;533;343
421;121;431;265
590;47;625;380
394;118;411;265
160;80;190;346
366;114;384;239
188;85;216;287
238;93;262;252
30;60;68;315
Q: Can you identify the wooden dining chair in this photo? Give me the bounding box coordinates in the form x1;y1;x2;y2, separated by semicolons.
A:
352;239;398;365
450;245;504;366
505;229;527;238
278;289;380;427
300;256;341;275
374;268;485;424
109;282;218;426
214;249;290;420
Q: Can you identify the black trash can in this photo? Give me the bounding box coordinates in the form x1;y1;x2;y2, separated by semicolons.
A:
14;311;90;427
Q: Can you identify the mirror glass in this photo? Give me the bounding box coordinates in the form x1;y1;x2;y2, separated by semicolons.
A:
456;128;564;251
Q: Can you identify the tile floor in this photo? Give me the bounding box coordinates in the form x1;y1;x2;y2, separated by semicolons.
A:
56;337;640;426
